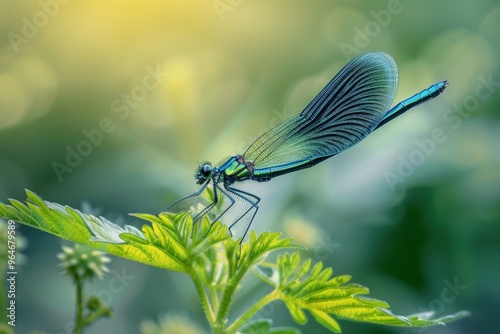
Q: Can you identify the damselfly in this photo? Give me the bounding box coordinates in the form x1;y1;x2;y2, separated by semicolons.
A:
166;52;447;241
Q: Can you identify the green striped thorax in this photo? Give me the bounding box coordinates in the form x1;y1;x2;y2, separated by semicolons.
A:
195;155;254;186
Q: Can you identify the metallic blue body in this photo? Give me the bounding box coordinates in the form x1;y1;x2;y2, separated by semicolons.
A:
217;81;448;183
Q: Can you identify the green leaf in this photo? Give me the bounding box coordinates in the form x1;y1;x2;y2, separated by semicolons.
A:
0;190;230;274
284;300;307;325
405;310;471;326
238;319;300;334
309;309;341;333
257;252;468;332
226;230;302;279
1;190;468;334
192;243;228;289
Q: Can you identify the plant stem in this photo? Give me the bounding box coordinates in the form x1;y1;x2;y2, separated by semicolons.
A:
75;275;83;334
83;306;112;325
190;269;216;329
226;290;279;334
214;268;247;333
209;285;220;313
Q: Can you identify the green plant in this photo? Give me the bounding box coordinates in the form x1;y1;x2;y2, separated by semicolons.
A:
57;244;113;334
0;190;468;333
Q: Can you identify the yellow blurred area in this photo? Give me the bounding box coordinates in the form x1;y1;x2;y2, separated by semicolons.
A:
284;215;321;248
1;0;498;137
1;1;228;129
0;55;57;129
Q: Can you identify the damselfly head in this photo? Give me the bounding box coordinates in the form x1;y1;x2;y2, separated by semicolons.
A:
195;162;213;184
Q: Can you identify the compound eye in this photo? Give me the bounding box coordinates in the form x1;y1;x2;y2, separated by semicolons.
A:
200;163;212;178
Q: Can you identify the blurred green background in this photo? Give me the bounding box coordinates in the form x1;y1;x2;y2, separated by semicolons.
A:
1;0;499;333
